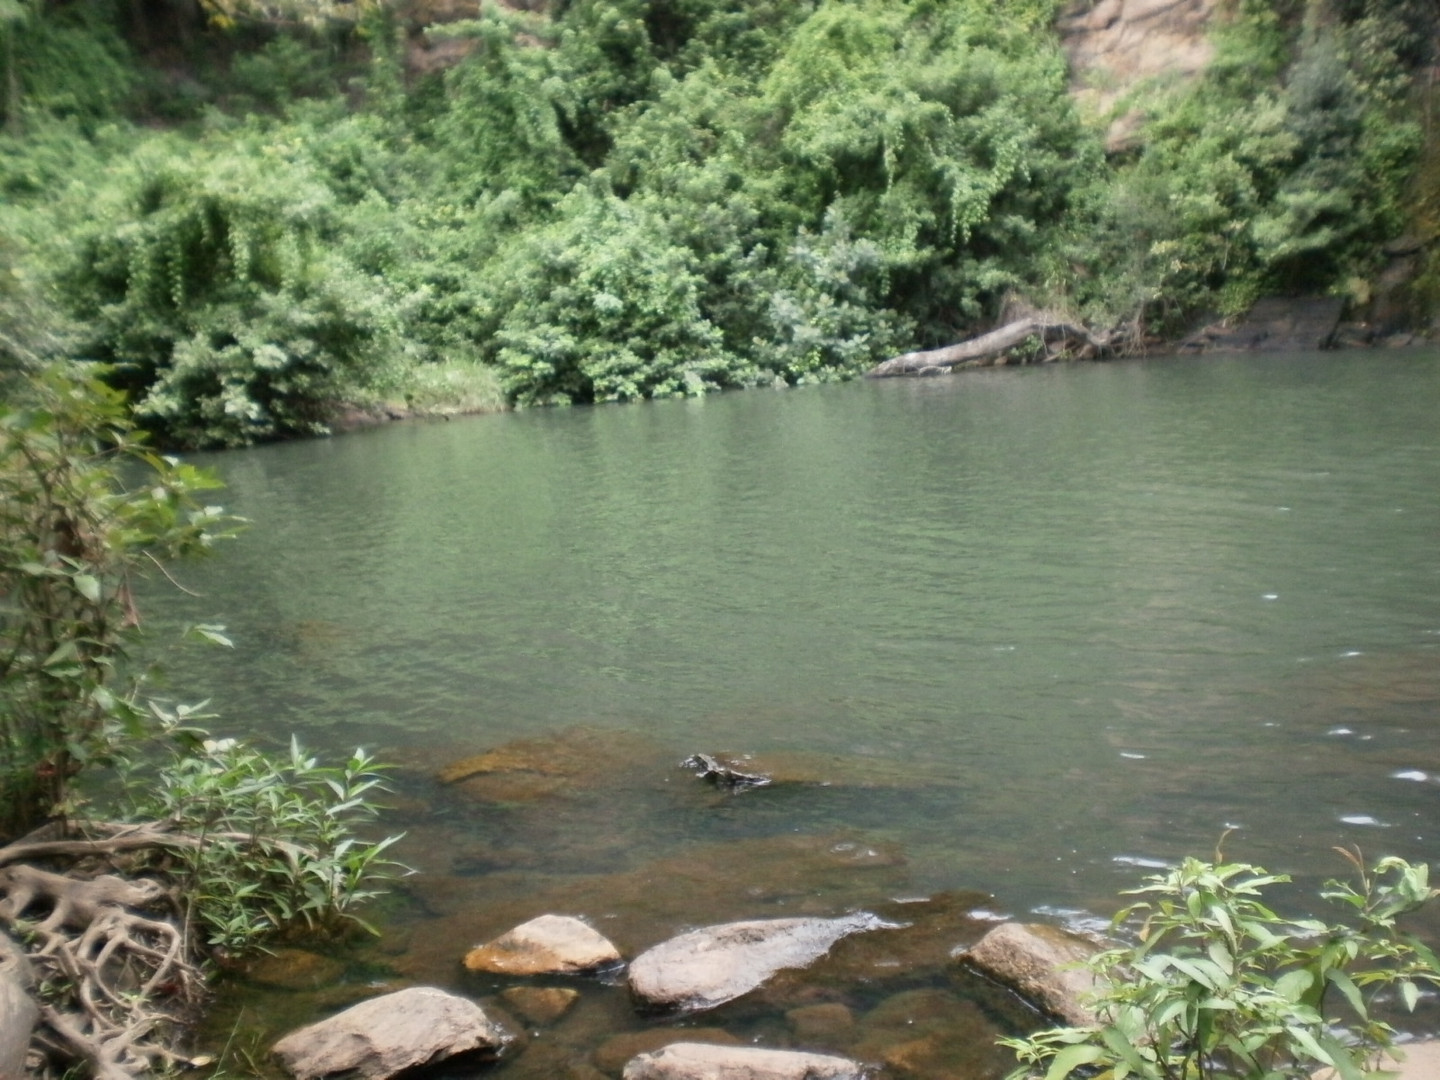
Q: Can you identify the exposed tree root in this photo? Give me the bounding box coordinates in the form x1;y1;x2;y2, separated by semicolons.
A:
0;822;232;1079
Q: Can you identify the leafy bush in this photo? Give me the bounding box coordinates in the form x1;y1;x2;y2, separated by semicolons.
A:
122;726;403;954
0;367;233;838
65;139;405;447
1003;852;1440;1080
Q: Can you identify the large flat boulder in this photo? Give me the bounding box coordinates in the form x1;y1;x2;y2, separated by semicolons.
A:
272;986;513;1080
957;922;1100;1026
629;914;888;1012
622;1042;867;1080
464;914;621;975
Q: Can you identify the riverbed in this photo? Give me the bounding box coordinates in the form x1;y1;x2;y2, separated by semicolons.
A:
149;349;1440;1073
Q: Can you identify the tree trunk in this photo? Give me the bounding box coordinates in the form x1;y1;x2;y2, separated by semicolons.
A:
866;316;1111;377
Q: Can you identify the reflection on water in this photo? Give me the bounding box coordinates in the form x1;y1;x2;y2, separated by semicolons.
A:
151;350;1440;1069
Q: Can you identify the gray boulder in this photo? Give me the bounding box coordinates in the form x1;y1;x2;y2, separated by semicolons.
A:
0;932;36;1080
622;1042;867;1080
272;986;513;1080
629;914;888;1012
958;922;1100;1025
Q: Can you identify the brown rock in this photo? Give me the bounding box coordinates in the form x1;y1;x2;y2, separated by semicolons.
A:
958;922;1101;1025
272;986;513;1080
465;915;622;975
621;1042;866;1080
501;985;581;1025
594;1029;740;1074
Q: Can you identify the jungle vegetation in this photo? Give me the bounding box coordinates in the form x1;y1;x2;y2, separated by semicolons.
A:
0;0;1435;446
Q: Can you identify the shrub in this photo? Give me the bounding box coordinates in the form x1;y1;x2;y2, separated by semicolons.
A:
1002;852;1440;1080
0;367;233;838
65;139;405;447
122;725;403;954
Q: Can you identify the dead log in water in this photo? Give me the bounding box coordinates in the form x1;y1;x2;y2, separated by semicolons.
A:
866;316;1111;377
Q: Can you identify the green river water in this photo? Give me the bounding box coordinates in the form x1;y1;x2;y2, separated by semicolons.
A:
150;350;1440;1074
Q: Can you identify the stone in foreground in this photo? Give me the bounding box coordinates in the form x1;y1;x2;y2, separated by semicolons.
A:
464;914;621;975
622;1042;867;1080
272;986;512;1080
958;922;1100;1026
629;914;887;1012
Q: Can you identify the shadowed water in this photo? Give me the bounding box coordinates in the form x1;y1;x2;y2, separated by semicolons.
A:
148;350;1440;1071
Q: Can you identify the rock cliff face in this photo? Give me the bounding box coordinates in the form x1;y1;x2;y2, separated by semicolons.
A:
1057;0;1219;115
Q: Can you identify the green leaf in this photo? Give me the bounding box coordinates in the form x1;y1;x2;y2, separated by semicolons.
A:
1326;968;1366;1017
1400;979;1419;1012
1275;969;1314;1003
1042;1043;1104;1080
73;573;102;601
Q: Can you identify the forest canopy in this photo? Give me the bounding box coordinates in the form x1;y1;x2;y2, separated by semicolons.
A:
0;0;1434;446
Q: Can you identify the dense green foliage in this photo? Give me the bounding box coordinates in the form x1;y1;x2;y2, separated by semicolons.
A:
0;0;1433;444
1004;852;1440;1080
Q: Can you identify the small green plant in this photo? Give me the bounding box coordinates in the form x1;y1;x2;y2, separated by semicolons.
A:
1003;849;1440;1080
122;720;405;956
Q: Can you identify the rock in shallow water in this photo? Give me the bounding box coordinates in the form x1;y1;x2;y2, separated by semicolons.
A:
271;986;513;1080
629;914;889;1012
465;914;622;975
958;922;1100;1025
622;1042;867;1080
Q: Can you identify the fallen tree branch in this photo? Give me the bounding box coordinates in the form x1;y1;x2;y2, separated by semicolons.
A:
866;315;1112;377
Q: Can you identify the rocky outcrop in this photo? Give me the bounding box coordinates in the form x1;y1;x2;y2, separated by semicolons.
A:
1184;296;1345;353
1058;0;1220;117
958;922;1102;1026
629;914;889;1012
464;914;622;975
272;986;513;1080
621;1042;867;1080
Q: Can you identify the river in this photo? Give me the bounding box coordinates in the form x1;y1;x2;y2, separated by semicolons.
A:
150;349;1440;1073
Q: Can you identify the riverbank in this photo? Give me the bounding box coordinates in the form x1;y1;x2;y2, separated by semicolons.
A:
3;1;1434;448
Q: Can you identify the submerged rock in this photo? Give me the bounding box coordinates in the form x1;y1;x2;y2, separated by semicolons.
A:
501;985;581;1025
786;1002;856;1045
465;914;622;975
629;914;889;1012
851;987;1015;1080
437;727;669;802
242;948;346;991
272;986;513;1080
958;922;1101;1025
622;1042;867;1080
